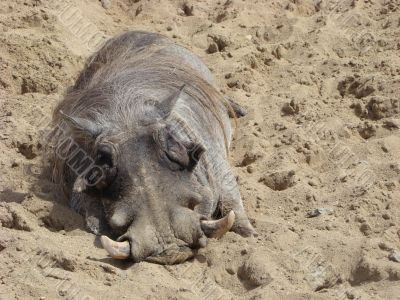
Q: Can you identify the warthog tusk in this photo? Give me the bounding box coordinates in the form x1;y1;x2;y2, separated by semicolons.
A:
201;211;235;239
100;235;130;259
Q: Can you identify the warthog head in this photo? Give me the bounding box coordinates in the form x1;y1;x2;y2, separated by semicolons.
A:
60;85;234;264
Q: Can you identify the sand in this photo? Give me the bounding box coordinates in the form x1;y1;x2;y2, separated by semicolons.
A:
1;0;400;299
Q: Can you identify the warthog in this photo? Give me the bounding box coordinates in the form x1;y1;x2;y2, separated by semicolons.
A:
50;31;255;264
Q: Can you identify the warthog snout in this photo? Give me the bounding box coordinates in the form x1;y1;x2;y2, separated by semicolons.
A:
100;211;235;264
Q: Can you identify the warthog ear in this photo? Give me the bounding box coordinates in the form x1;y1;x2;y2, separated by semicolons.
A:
158;85;185;118
59;110;102;138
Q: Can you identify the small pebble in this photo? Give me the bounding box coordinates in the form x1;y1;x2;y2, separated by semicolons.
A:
388;250;400;263
135;4;143;16
308;179;318;187
378;242;391;251
272;45;286;59
182;3;194;16
207;42;218;54
306;208;334;218
101;0;111;9
384;119;400;129
226;266;235;275
359;223;372;236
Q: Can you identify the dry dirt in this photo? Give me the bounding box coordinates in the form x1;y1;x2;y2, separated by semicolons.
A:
1;0;400;299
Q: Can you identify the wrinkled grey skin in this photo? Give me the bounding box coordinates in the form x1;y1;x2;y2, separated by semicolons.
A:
50;31;255;264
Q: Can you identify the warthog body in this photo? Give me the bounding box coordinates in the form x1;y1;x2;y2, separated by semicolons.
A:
50;31;254;264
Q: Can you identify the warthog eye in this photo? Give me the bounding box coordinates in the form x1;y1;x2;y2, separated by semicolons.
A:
86;144;117;189
154;124;205;171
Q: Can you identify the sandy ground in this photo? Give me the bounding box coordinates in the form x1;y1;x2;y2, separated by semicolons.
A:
1;0;400;299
